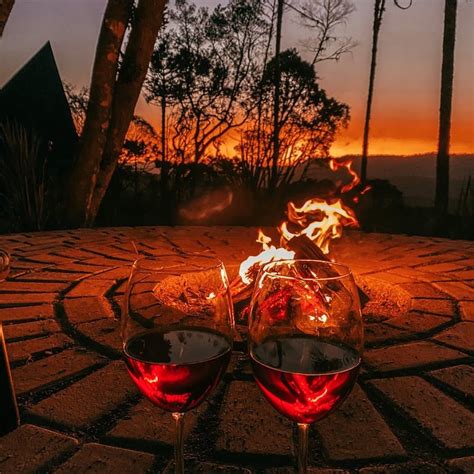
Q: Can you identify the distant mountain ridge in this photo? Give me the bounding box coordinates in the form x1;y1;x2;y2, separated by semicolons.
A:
308;153;474;208
336;153;473;179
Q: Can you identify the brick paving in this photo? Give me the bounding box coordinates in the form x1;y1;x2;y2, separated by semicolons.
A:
0;227;472;473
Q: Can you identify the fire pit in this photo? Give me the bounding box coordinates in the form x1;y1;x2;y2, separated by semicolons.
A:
0;226;473;472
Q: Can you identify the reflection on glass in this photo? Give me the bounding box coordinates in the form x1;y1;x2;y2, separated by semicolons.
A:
249;259;364;473
122;255;234;473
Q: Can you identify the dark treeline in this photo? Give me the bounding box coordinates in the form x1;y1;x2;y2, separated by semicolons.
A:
0;0;470;240
66;0;356;227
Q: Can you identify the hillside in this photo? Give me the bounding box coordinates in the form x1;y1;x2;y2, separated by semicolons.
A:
308;154;474;208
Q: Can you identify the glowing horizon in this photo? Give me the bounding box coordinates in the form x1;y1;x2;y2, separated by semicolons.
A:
329;136;474;158
0;0;473;158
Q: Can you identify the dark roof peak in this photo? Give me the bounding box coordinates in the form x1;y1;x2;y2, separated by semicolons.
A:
0;42;78;171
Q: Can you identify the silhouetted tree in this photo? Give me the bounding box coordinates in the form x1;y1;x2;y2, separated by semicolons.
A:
66;0;167;227
64;83;89;134
290;0;355;65
360;0;412;185
66;0;132;226
239;49;349;190
435;0;457;215
255;0;277;181
269;0;284;193
144;25;176;221
146;29;173;166
0;0;15;36
268;0;355;192
147;0;266;164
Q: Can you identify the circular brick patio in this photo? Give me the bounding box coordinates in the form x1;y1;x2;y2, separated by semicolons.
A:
0;227;473;473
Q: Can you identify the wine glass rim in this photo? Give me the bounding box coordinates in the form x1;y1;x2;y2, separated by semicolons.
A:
132;253;224;273
260;259;352;281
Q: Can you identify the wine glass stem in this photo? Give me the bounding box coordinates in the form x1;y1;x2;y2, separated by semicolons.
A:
297;423;309;474
172;412;185;474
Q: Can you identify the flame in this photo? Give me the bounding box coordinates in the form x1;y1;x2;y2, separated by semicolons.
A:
256;229;272;249
280;198;358;254
236;155;365;286
237;198;359;285
328;157;360;193
239;232;295;285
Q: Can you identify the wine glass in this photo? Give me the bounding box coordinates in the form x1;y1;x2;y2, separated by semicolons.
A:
248;259;364;473
122;254;234;473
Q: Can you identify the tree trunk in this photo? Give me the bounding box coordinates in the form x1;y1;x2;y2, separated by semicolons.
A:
435;0;457;215
161;90;167;165
361;0;385;185
194;116;201;163
66;0;132;227
269;0;284;193
254;0;276;193
0;0;15;36
160;89;172;223
88;0;167;225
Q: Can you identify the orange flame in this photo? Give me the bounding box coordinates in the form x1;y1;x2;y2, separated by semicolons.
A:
256;229;272;249
237;197;358;285
239;231;295;285
280;198;358;254
328;157;360;194
237;155;365;286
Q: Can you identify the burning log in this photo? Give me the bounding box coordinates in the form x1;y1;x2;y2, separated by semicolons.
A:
230;233;369;321
286;235;369;307
230;234;332;320
285;234;329;262
230;277;254;305
230;154;367;319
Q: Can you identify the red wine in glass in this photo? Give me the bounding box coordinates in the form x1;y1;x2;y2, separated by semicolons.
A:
250;335;360;424
124;328;231;413
123;255;234;474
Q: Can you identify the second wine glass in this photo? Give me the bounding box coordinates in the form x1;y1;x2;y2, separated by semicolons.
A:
122;254;234;473
248;259;364;473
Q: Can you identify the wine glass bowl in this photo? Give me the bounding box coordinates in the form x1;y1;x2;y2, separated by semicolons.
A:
248;259;364;472
122;254;234;472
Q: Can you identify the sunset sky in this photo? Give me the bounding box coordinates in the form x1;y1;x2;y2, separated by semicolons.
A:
0;0;473;157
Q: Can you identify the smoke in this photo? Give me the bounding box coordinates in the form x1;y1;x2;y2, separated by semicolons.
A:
178;186;234;223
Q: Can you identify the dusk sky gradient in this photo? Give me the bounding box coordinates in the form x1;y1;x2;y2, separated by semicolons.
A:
0;0;473;156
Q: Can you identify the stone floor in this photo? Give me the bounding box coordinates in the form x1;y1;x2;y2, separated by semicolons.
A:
0;226;473;473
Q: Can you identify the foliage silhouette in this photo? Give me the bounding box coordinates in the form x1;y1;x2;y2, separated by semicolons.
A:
0;120;48;231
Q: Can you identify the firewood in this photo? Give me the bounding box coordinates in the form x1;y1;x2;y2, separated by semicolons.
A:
285;235;330;262
230;234;334;320
230;279;254;304
230;233;368;321
287;235;369;306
